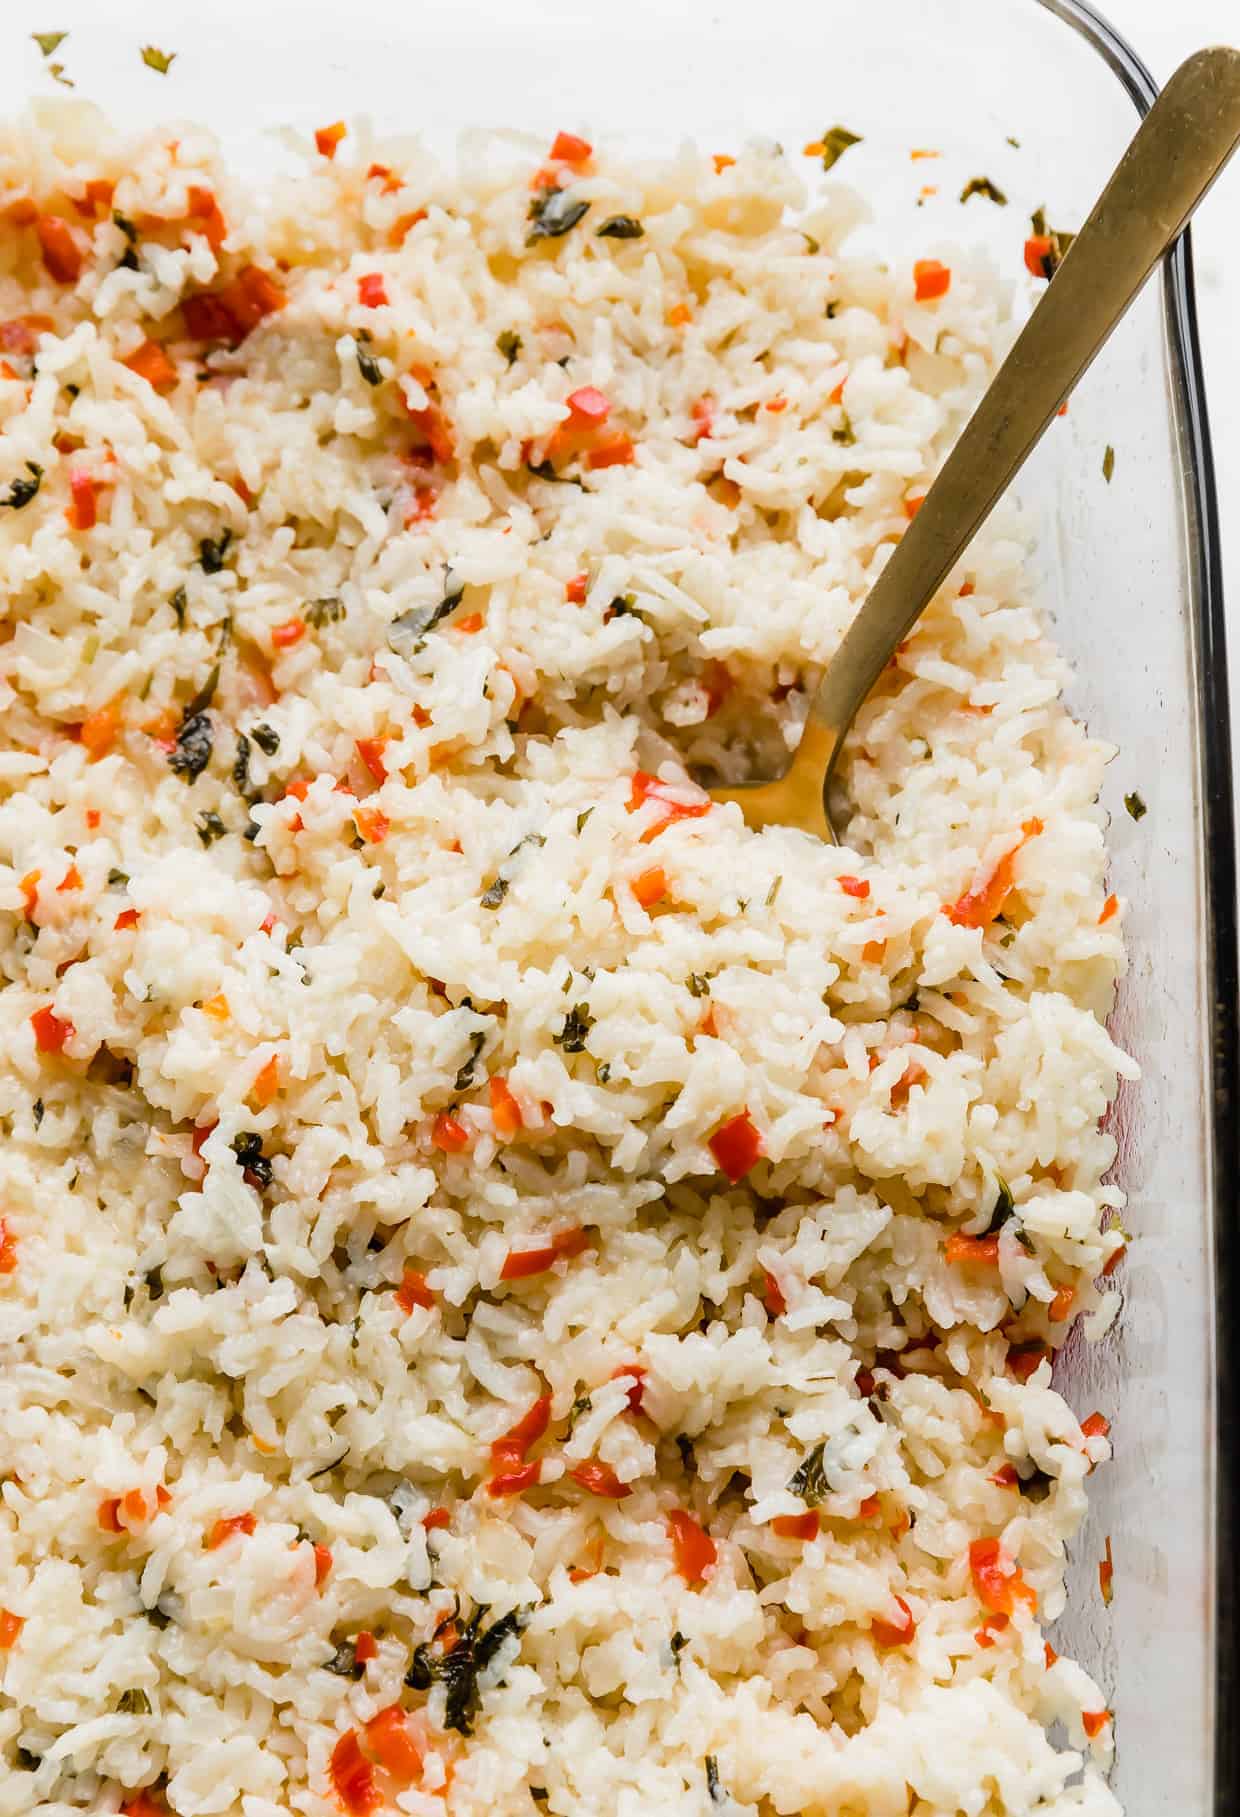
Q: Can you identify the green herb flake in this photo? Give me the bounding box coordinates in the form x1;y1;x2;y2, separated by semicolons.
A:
251;722;280;756
196;810;227;847
983;1177;1016;1236
481;875;510;909
596;214;645;240
1028;208;1076;278
140;45;176;74
107;868;129;889
388;581;465;654
818;126;862;172
1102;444;1115;484
555;1003;595;1054
802;231;821;255
1;463;43;510
526;188;590;245
324;1639;364;1679
198;529;232;574
496;329;522;366
168;711;213;783
765;874;783;907
575;808;594;834
32;31;67;56
787;1441;829;1506
355;338;383;387
1006;135;1021;148
169;585;187;628
406;1605;530;1735
959;176;1008;206
686;973;711;998
117;1688;151;1715
832;411;856;447
454;1028;487;1091
48;60;73;87
1124;790;1147;822
305;596;345;627
706;1757;726;1805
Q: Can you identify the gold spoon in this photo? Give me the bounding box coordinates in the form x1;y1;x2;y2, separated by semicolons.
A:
711;44;1240;842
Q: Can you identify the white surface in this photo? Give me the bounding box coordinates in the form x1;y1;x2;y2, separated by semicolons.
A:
1107;1;1240;803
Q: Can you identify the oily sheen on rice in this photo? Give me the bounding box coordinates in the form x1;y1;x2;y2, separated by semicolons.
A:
0;99;1133;1817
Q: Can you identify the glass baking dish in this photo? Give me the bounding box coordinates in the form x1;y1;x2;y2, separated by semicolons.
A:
11;0;1235;1809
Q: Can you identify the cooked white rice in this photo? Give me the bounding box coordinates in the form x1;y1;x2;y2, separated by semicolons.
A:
0;100;1134;1817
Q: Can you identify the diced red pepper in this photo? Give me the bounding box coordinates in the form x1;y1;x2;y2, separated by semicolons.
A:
689;396;715;443
945;819;1043;929
329;1728;380;1816
1049;1283;1076;1323
1024;235;1055;279
1099;1534;1113;1604
120;1796;166;1817
912;258;951;301
0;1609;23;1648
945;1231;1001;1266
431;1111;471;1153
568;1459;631;1499
186;185;228;251
838;874;870;899
395;1267;434;1314
1007;1342;1050;1383
565;572;588;603
870;1594;917;1648
500;1226;589;1279
181;291;241;343
250;1054;280;1107
191;1122;216;1159
770;1510;819;1540
365;1705;424;1781
313;1543;333;1587
1081;1411;1110;1441
31;1004;72;1054
487;1460;542;1497
355;736;389;784
989;1463;1019;1488
491;1394;552;1464
124;339;177;392
709;1111;764;1183
903;494;925;520
272;617;306;649
627;771;712;842
631;865;667;908
66;468;99;531
550;132;593;166
585;433;636;470
565;385;610;424
224;265;288;336
315;122;347;160
968;1536;1037;1617
354;1630;378;1664
1083;1709;1110;1740
355;806;390;844
357;272;388;307
666;1509;716;1583
423;1506;451;1531
36;215;84;283
98;1497;123;1533
1098;892;1119;924
761;1269;787;1318
712;154;736;174
207;1512;256;1550
610;1363;646;1414
0;1219;17;1275
389;209;428;246
79;696;122;757
489;1075;524;1137
0;313;53;355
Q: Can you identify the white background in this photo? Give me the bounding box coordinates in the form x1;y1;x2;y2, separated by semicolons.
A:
1107;1;1240;806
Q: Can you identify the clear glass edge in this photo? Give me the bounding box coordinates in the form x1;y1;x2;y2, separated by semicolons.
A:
1036;3;1240;1811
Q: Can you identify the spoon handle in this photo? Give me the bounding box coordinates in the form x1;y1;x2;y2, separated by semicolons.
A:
811;44;1240;787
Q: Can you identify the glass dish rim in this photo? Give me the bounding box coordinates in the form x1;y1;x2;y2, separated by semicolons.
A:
1036;2;1240;1808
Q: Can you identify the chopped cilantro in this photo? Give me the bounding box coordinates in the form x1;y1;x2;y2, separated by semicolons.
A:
1124;790;1147;821
596;214;645;239
1103;444;1115;483
527;189;590;245
496;330;522;365
959;176;1007;205
1;463;43;510
817;126;861;172
32;31;67;56
140;45;176;74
